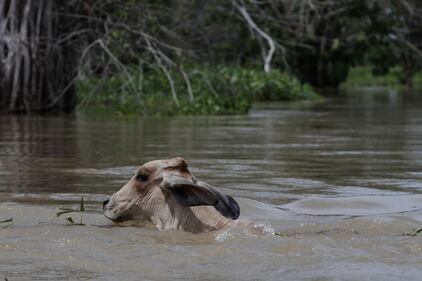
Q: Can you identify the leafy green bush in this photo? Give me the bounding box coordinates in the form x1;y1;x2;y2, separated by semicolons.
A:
342;66;422;88
413;72;422;88
77;64;318;115
215;66;317;101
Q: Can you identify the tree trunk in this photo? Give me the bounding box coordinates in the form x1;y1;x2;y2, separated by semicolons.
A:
0;0;76;112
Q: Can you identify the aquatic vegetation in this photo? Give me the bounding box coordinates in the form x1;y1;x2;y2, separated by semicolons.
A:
0;217;12;223
56;197;85;225
0;217;12;227
402;227;422;237
274;228;360;237
341;66;422;88
77;64;318;116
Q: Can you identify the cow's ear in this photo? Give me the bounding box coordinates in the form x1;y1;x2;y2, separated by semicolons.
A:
161;174;240;220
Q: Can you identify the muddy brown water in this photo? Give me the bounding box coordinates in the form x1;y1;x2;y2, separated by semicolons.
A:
1;88;422;281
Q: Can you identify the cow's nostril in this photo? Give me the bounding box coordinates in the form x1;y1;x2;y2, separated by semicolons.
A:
103;198;110;209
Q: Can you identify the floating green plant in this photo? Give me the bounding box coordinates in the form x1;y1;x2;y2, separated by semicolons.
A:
56;197;85;225
402;227;422;237
0;217;12;224
0;217;13;228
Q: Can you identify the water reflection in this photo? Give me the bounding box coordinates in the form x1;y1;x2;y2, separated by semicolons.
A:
0;115;79;193
0;88;422;203
2;89;422;281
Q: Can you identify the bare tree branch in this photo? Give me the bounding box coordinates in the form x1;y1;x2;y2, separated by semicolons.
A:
234;0;277;73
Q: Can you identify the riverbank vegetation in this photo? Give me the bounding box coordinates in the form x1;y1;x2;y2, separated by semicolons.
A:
1;0;421;114
77;65;317;115
342;66;422;88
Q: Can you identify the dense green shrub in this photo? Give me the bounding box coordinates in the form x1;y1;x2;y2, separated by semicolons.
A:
77;65;318;115
215;66;317;101
414;73;422;88
341;66;422;88
341;66;400;87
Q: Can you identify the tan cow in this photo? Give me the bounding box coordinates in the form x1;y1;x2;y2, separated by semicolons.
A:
103;157;240;233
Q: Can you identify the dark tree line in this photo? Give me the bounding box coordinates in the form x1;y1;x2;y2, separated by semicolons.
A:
0;0;421;112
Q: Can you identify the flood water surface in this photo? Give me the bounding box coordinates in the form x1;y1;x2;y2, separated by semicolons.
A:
1;89;422;280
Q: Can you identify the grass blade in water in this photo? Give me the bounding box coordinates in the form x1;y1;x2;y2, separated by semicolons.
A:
80;196;85;212
0;218;13;224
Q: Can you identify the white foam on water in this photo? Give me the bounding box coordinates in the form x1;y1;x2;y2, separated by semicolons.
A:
282;194;422;216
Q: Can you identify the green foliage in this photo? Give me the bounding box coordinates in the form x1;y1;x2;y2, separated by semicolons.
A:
402;227;422;237
0;217;13;229
0;217;13;224
342;66;422;88
77;64;318;116
56;196;86;225
342;66;400;87
219;67;318;102
414;72;422;87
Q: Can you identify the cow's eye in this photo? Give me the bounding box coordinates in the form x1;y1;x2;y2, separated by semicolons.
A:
136;174;148;182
